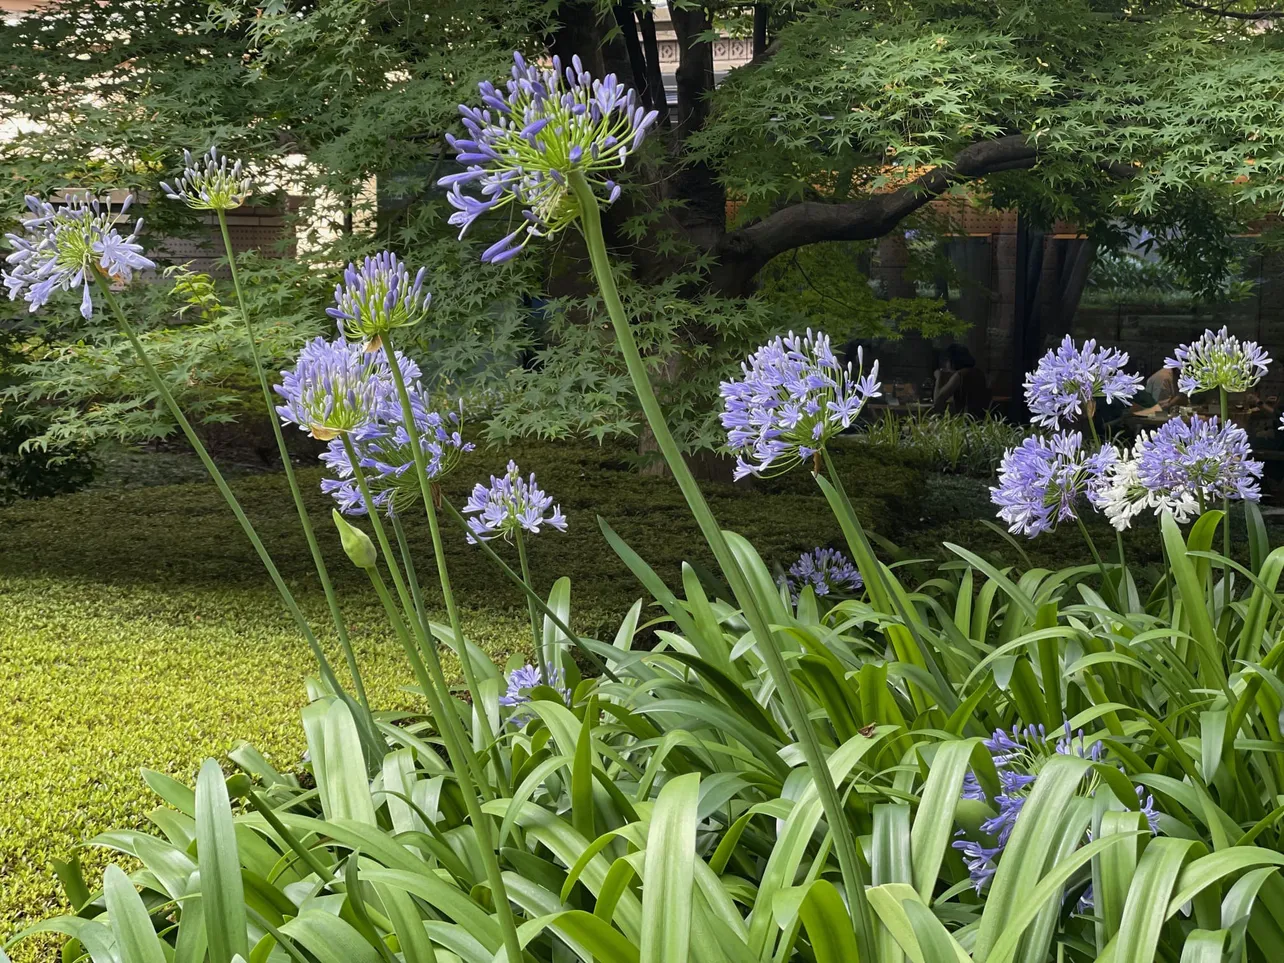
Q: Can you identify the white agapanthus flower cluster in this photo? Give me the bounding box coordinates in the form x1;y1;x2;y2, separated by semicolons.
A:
1097;443;1201;531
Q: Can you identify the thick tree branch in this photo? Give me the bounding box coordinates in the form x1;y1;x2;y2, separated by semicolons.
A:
713;135;1039;291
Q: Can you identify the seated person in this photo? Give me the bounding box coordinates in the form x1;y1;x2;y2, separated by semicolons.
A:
1144;366;1182;409
933;344;991;417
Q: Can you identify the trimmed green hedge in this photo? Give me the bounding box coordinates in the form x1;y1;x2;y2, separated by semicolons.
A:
0;439;925;948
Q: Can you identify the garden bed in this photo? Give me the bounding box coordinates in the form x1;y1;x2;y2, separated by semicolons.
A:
0;438;925;945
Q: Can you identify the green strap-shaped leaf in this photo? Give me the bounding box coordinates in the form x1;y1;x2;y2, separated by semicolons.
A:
902;893;971;963
518;910;641;963
1115;838;1198;963
641;772;701;963
910;739;981;900
103;864;167;963
280;910;382;963
974;754;1091;959
1179;929;1229;963
872;804;912;886
321;699;378;825
196;757;249;963
1161;512;1226;689
795;880;860;963
1168;848;1284;914
541;576;572;675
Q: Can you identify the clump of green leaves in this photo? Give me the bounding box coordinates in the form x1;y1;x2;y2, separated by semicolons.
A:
854;409;1026;477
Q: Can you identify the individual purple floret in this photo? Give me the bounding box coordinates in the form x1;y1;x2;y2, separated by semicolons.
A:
1134;415;1261;507
160;147;252;211
952;721;1158;896
777;547;863;603
990;431;1116;537
1166;326;1271;396
274;336;410;440
1024;335;1142;430
4;193;154;319
500;663;571;726
321;394;474;517
326;252;431;348
463;461;567;543
440;52;659;263
720;330;881;479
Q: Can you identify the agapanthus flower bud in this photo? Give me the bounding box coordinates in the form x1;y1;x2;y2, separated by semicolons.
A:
990;431;1116;538
160;147;252;211
322;394;474;517
331;509;378;569
777;547;863;603
326;252;431;348
499;663;571;727
1024;335;1141;430
274;337;408;440
1166;326;1270;395
1134;414;1261;508
3;193;154;320
440;51;659;263
720;330;881;480
463;461;567;543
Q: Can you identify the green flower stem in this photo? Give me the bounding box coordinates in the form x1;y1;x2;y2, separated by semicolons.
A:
1115;529;1129;607
567;170;874;953
214;210;369;708
1219;387;1233;588
439;500;618;683
392;515;431;631
514;528;548;678
243;789;335;884
818;448;952;709
1074;514;1115;604
392;511;513;793
377;331;500;761
338;436;491;795
362;563;525;963
93;273;345;697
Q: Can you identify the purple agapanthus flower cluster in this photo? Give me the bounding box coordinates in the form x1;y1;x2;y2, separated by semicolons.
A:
160;147;252;211
320;393;474;517
990;432;1116;537
462;461;567;543
1134;415;1262;508
440;52;659;263
500;663;571;726
275;269;475;517
274;336;408;440
720;330;881;479
1024;335;1142;430
1167;326;1271;396
326;252;431;348
3;193;154;319
954;723;1159;895
777;547;863;603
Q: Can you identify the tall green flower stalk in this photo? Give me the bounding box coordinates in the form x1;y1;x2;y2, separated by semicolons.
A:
94;275;349;702
160;147;373;708
212;210;369;708
377;331;504;773
566;172;875;950
441;52;873;950
329;507;525;963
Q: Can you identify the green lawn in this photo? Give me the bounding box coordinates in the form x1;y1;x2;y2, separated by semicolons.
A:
0;438;927;945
